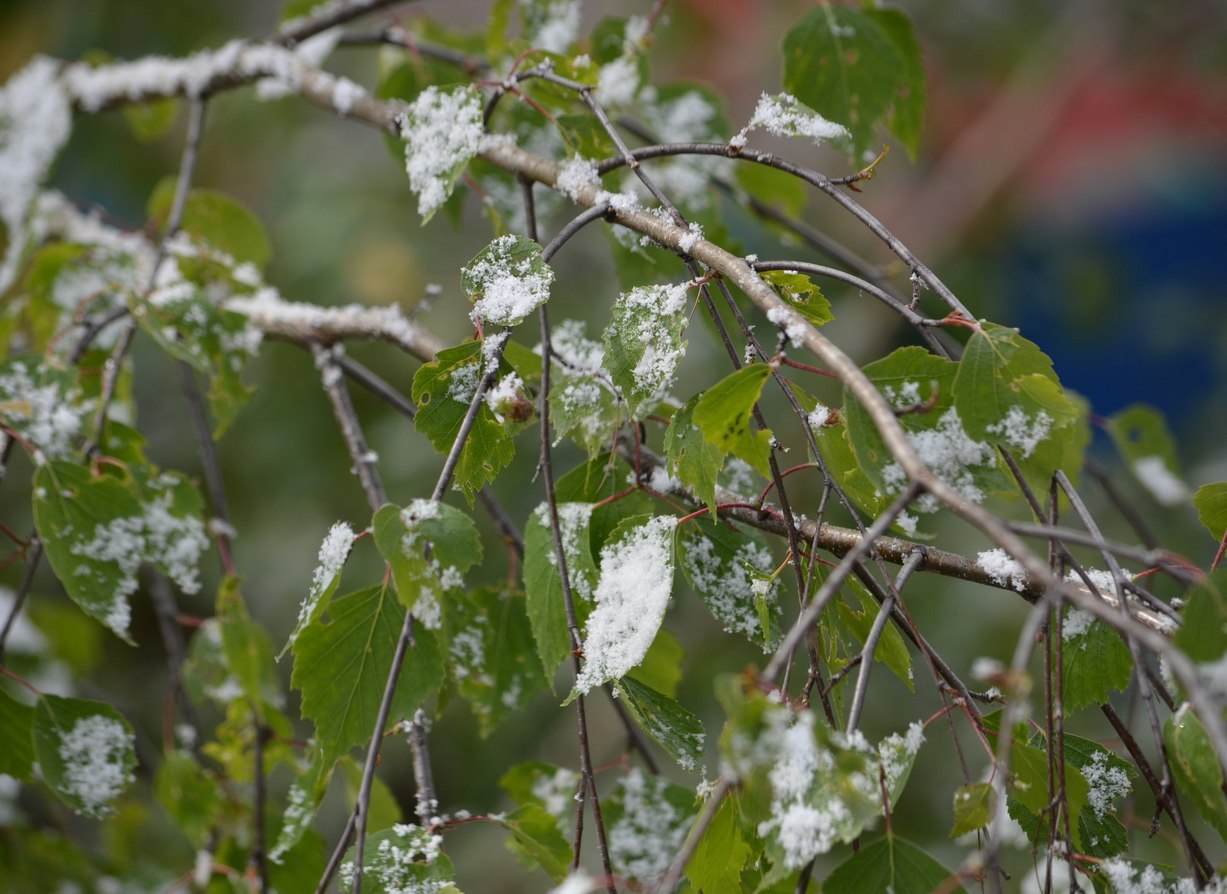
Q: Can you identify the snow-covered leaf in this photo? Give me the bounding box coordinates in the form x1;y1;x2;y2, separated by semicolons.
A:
677;517;779;649
1107;404;1191;507
462;234;554;327
614;676;706;774
280;521;356;659
399;85;483;222
148;180;271;270
339;823;456;893
604;769;695;884
603;282;690;419
34;695;136;819
524;501;597;678
759;270;833;328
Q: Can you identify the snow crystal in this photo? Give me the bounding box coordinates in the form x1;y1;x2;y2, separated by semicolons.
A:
447;362;480;404
608;769;689;882
0;362;92;463
574;515;677;693
555;156;601;202
464;234;555;326
528;0;583;54
766;304;808;347
0;57;73;294
56;714;135;818
986;406;1053;459
1062;609;1094;641
595;55;640;107
677;221;703;254
807;403;831;430
1080;749;1130;820
735;92;849;148
681;531;776;643
1132;455;1189;506
976;548;1028;593
400;86;483;220
485;372;525;423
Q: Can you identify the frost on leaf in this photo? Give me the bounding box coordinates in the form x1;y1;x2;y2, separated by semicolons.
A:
733;92;849;149
607;769;694;883
399;85;483;221
0;57;73;293
462;234;554;327
603;282;691;419
573;515;677;695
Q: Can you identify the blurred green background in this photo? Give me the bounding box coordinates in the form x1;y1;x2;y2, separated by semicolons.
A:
3;0;1227;890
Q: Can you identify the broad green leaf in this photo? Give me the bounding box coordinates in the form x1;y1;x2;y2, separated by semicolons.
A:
735;162;807;219
556;113;619;159
216;577;277;715
1175;571;1227;663
523;501;598;678
759;270;833;328
497;804;572;882
34;695;136;819
268;750;329;864
342;826;458;893
1165;704;1227;843
687;794;749;893
1062;734;1134;858
291;584;444;771
693;363;774;477
951;782;996;836
845;346;1008;535
0;689;35;781
993;724;1091;850
836;579;914;691
664;394;722;515
131;284;257;436
446;586;549;736
411;339;515;501
1107;404;1190;506
677;517;780;649
569;514;677;699
604;770;696;884
548;319;622;454
32;461;146;644
824;838;965;894
155;751;225;846
603;282;691;419
782;5;907;158
615;675;706;774
122;99;177;143
461;234;554;326
627;623;683;698
864;7;927;158
148;180;271;269
1194;482;1227;542
1062;610;1133;711
952;322;1079;482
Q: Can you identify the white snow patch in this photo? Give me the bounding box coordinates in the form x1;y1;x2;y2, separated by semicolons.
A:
976;548;1028;593
1132;455;1189;506
399;86;483;220
464;234;555;326
986;406;1053;459
56;714;135;818
734;92;849;148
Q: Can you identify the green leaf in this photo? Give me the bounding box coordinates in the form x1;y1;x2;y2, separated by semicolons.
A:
836;580;914;691
411;339;515;501
759;270;833;328
951;782;996;836
122;99;177;143
627;625;684;698
603;282;691;419
615;676;706;774
735;163;807;218
1062;734;1134;859
1062;610;1133;711
694;363;774;477
0;688;36;781
155;751;225;847
863;8;927;158
952;322;1079;481
845;346;1008;535
497;804;572;882
342;825;458;892
1165;703;1227;844
291;585;444;771
268;751;329;864
677;517;780;649
148;180;271;269
687;794;749;893
371;500;482;623
604;771;696;884
664;394;723;516
280;522;356;659
1195;482;1227;543
216;577;277;715
32;461;146;644
446;586;550;736
1174;571;1227;663
1107;404;1190;506
824;838;965;894
523;501;598;678
34;695;136;819
461;234;554;326
782;5;908;158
